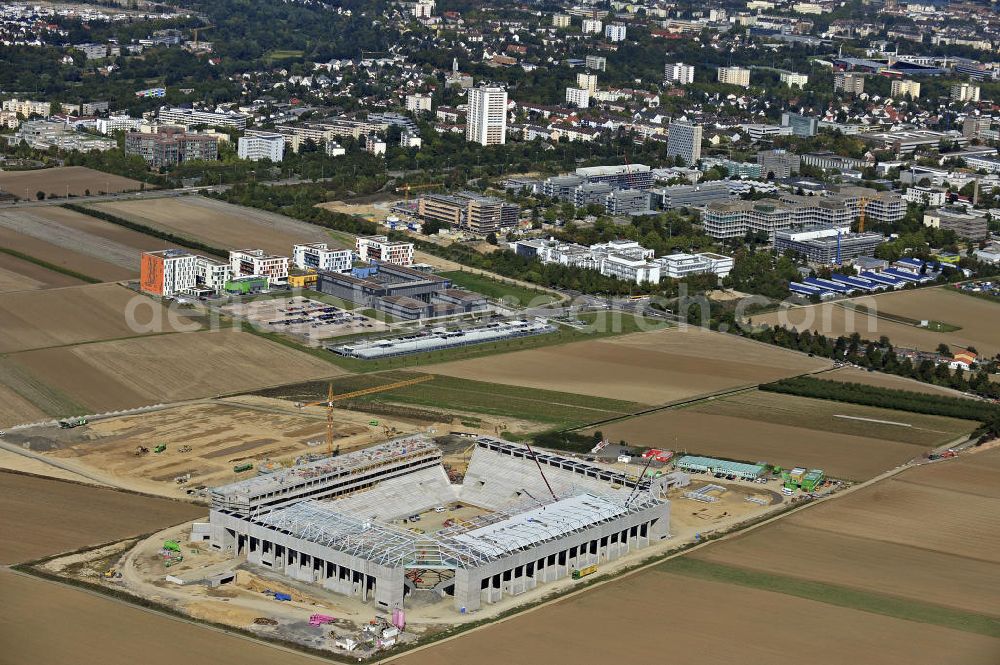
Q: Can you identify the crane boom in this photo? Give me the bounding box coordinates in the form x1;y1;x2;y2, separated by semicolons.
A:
524;442;558;502
299;375;434;457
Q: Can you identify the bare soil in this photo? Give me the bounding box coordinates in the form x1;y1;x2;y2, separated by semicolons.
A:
9;329;344;412
757;287;1000;357
0;471;202;564
397;571;1000;665
0;251;85;292
0;225;134;281
0;283;201;354
0;166;145;199
424;327;830;405
90;196;341;256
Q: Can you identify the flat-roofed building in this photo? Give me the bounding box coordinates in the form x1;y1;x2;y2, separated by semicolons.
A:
229;249;289;284
774;225;885;264
655;252;734;279
355;235;415;266
666;121;702;165
293;243;353;273
891;79;921;99
140;249;197;296
923;208;989;239
238;131;285;162
157;106;249;130
718;66;751;87
834;71;865;94
126;127;218;168
417;193;519;235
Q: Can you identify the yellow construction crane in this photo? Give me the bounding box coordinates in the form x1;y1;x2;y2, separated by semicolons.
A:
395;183;441;201
298;376;434;457
191;24;213;46
857;196;869;233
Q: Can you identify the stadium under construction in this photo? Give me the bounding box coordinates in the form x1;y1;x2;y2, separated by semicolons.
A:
197;436;672;613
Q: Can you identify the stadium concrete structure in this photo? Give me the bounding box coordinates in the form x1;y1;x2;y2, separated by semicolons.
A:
199;436;672;613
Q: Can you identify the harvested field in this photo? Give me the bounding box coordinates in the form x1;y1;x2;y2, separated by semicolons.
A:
0;250;85;292
0;571;323;665
398;570;1000;665
757;287;1000;357
689;447;1000;618
822;366;974;397
0;166;144;199
9;329;344;412
0;471;202;564
0;283;201;354
0;383;48;427
590;391;977;480
90;196;340;256
424;327;831;405
0;225;133;281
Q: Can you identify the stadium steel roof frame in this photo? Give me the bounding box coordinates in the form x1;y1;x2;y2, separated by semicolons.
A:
257;490;663;570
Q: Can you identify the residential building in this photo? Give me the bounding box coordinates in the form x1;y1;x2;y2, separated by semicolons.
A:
466;85;507;146
951;82;981;103
890;79;921;98
779;72;809;88
326;141;346;157
666;121;703;166
140;249;197;296
125;127;218;168
717;66;751;88
903;186;947;207
293;243;353;273
552;13;571;27
565;87;590;108
655;252;734;279
586;55;607;71
604;23;627;41
364;134;387;155
405;94;433;113
355;235;415;266
237;131;285;162
2;98;51;118
229;249;290;284
194;255;232;292
781;112;818;137
664;62;695;85
581;18;603;34
576;73;598;94
95;115;143;135
774;226;885;264
962;116;993;140
834;71;865;94
156;106;249;130
757;149;801;178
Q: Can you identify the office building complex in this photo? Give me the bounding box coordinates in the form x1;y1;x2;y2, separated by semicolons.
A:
781;112;818;137
757;149;801;178
466;85;508;146
156;106;249;130
355;235;415;266
417;193;519;235
774;226;885;264
229;249;290;284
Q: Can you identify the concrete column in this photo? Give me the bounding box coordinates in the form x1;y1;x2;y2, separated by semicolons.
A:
453;568;482;612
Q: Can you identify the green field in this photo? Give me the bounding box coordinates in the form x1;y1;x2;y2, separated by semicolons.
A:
839;302;961;332
263;49;305;62
256;370;646;429
441;271;559;306
658;558;1000;638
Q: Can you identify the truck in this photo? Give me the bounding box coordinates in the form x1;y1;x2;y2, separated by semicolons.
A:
233;462;254;473
59;417;87;429
153;443;167;453
801;469;825;492
571;564;598;580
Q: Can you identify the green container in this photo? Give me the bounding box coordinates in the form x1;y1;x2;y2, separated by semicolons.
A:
234;463;254;473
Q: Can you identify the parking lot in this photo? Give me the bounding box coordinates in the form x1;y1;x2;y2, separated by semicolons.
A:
223;296;387;343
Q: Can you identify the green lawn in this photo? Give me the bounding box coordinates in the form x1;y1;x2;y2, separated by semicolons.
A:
441;270;559;306
255;370;646;429
658;558;1000;639
263;49;304;62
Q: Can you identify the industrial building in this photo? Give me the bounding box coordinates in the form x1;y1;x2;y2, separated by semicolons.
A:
199;436;671;613
331;319;555;359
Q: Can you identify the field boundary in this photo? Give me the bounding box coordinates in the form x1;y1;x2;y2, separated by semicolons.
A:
65;203;229;258
0;246;102;284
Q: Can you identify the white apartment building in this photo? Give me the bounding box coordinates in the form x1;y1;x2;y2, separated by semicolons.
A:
664;62;695;85
95;115;144;135
605;23;627;42
229;249;289;284
194;255;232;291
666;121;703;165
780;72;809;88
157;106;249;130
576;73;598;94
834;72;865;94
581;18;603;34
238;132;285;162
552;13;571;27
718;66;751;88
566;87;590;108
891;79;921;99
405;94;433;113
140;249;197;297
293;243;353;273
1;98;51;118
355;235;415;266
655;252;733;279
903;186;946;207
952;82;981;103
601;254;660;283
466;85;507;146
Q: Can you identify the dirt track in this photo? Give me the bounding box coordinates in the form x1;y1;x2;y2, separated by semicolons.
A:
425;327;830;405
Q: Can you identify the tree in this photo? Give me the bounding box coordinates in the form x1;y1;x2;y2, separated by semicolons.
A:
35;191;45;200
485;232;498;245
936;343;952;357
